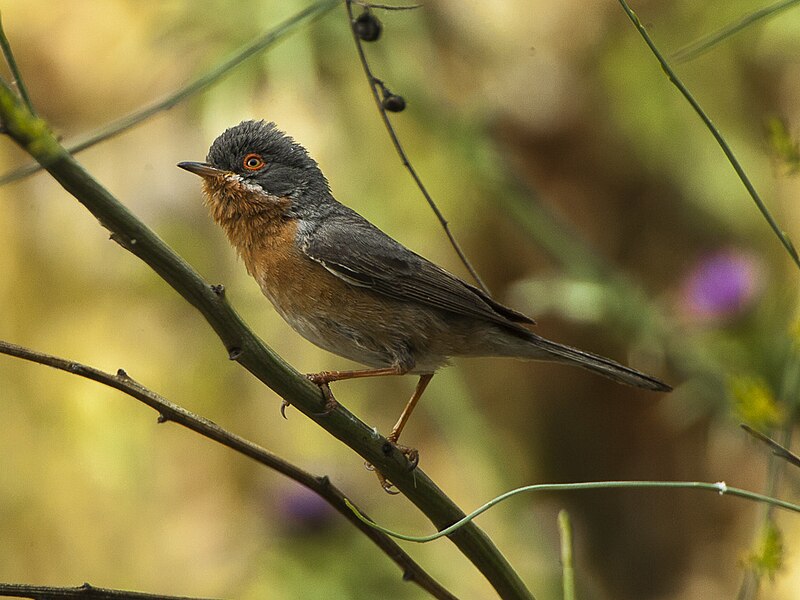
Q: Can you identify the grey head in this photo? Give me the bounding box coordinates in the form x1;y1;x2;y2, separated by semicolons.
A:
202;120;333;212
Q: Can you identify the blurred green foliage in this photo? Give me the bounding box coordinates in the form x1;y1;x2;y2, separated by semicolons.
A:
766;116;800;174
730;374;784;430
746;519;784;579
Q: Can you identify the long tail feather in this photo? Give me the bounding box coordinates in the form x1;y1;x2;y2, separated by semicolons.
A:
527;334;671;392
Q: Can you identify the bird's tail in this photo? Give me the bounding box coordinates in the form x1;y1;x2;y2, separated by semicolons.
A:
521;332;671;392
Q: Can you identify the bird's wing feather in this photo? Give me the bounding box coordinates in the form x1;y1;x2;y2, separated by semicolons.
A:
298;211;535;327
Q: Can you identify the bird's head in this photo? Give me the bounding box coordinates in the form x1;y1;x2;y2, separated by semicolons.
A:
178;120;331;220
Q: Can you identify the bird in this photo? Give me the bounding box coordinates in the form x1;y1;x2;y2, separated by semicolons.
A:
178;120;671;483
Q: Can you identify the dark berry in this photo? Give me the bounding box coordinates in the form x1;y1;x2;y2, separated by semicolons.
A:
382;94;406;112
354;10;382;42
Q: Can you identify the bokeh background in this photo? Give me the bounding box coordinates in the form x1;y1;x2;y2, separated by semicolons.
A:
1;1;799;598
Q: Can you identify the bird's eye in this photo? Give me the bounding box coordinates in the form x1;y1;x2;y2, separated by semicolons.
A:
243;153;265;171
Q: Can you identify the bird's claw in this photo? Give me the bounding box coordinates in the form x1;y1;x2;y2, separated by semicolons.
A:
396;444;420;470
314;381;338;416
305;374;339;416
365;439;419;494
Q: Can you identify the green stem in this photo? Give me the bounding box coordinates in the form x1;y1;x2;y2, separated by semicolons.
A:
737;339;800;598
0;339;458;600
0;74;533;600
672;0;800;63
0;10;36;116
558;510;576;600
0;0;339;185
346;480;800;543
617;0;800;270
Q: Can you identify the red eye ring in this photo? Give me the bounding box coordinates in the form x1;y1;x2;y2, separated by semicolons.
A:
243;153;265;171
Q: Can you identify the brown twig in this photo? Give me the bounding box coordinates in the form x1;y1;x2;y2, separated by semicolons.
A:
353;1;423;9
0;0;339;186
0;41;533;600
741;424;800;470
0;339;458;600
0;582;215;600
343;0;490;295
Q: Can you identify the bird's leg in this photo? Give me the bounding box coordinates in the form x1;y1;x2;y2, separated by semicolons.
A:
388;373;433;445
306;365;407;415
307;365;406;385
306;365;431;493
373;373;434;493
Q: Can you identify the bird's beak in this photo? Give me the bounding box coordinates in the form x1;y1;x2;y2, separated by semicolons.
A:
177;161;226;178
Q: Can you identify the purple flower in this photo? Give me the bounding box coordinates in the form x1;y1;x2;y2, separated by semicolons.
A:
681;249;761;321
274;485;335;533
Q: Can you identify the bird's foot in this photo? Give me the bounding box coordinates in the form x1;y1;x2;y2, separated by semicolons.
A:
366;437;419;494
305;374;339;416
365;462;400;495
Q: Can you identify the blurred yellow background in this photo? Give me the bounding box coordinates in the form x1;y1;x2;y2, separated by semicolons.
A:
1;1;799;598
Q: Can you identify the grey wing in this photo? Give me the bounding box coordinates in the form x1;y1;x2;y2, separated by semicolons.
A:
298;211;535;328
